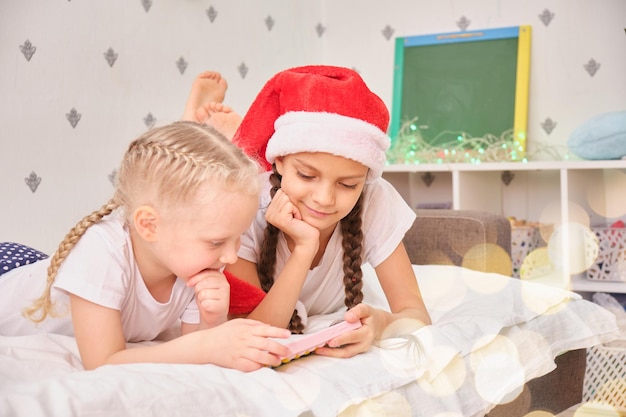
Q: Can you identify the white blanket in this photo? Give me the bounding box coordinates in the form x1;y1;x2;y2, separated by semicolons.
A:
0;265;618;417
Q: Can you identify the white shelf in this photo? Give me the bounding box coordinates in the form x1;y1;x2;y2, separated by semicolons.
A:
384;160;626;173
383;160;626;294
571;274;626;294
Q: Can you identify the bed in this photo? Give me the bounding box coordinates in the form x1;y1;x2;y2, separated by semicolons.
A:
0;210;619;417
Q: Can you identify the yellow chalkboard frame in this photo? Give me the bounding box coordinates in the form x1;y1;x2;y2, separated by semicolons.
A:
390;25;531;162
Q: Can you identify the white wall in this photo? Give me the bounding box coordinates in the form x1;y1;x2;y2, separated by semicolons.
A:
1;0;625;253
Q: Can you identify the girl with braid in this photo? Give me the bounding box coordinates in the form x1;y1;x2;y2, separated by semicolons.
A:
224;65;432;358
0;121;291;371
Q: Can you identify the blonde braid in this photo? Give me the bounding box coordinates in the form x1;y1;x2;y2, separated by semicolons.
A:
118;122;259;210
23;200;119;322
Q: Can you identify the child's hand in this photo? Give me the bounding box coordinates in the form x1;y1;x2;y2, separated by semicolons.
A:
314;304;376;358
206;319;291;371
265;189;319;251
187;269;230;327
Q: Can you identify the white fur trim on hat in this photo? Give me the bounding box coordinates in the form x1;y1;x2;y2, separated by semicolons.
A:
265;111;390;182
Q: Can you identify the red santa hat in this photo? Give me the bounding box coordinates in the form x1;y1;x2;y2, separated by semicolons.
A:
232;65;391;182
224;270;266;316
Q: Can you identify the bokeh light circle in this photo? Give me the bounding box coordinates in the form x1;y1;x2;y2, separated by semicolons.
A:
338;391;412;417
586;169;626;219
547;223;599;274
523;411;555;417
417;354;467;398
519;247;554;280
470;335;525;405
574;401;624;416
462;243;512;279
415;265;467;313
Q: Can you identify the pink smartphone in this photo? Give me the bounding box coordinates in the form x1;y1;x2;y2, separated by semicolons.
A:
276;320;362;365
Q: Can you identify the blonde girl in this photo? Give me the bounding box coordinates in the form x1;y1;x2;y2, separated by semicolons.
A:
0;121;290;371
225;66;432;358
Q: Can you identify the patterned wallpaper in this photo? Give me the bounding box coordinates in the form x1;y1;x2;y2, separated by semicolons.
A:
1;0;625;253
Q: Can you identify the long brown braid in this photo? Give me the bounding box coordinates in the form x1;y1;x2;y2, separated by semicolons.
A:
24;121;260;323
340;195;365;308
257;165;365;333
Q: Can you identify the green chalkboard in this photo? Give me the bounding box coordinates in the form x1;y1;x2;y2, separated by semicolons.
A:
389;26;531;163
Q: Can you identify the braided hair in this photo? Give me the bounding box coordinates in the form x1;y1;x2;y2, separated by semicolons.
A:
24;121;259;322
256;165;365;334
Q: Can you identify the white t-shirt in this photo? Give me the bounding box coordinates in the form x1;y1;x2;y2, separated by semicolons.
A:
238;172;416;318
0;210;198;342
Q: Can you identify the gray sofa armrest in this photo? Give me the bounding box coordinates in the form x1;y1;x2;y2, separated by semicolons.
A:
403;209;512;276
403;210;585;416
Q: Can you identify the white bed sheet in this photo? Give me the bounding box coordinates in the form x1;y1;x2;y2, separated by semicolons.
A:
0;265;618;417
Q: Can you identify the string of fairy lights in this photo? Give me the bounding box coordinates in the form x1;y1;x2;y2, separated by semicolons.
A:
386;118;572;164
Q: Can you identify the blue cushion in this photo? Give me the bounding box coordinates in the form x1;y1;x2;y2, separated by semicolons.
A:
568;111;626;160
0;242;48;276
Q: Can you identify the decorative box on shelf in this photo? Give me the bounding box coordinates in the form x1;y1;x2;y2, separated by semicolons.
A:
510;220;550;278
583;337;626;413
587;227;626;282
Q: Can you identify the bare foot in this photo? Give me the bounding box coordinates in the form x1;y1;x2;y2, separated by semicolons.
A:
182;71;228;121
198;102;243;140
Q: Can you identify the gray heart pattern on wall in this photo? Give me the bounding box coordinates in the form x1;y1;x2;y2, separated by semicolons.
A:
541;118;557;135
19;40;36;61
142;0;151;13
538;9;555;26
382;25;394;41
25;172;41;193
457;16;471;31
316;23;326;37
206;6;217;22
584;59;601;76
66;108;81;128
104;48;118;67
108;170;117;187
144;113;156;129
176;57;188;74
238;62;249;79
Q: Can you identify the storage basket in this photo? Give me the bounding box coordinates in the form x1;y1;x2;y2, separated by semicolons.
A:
511;226;546;278
583;338;626;411
587;227;626;282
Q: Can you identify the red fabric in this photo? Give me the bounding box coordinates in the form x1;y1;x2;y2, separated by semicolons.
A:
232;65;389;171
224;270;266;315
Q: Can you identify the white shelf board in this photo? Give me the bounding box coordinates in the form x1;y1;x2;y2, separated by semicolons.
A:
384;160;626;173
571;274;626;294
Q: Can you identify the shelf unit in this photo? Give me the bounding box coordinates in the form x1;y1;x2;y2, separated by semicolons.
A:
383;160;626;294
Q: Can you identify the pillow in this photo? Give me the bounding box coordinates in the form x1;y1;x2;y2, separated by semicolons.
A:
0;242;48;276
568;110;626;160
